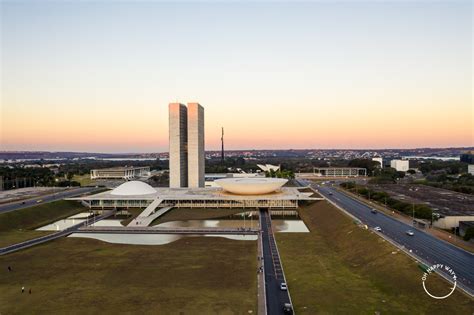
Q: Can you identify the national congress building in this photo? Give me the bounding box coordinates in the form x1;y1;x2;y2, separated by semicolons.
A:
169;102;205;188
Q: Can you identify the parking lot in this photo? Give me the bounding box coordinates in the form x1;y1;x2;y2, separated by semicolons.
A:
369;184;473;216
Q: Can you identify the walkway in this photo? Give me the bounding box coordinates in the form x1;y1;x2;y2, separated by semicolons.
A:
76;226;259;235
127;198;165;227
0;210;116;256
129;206;173;227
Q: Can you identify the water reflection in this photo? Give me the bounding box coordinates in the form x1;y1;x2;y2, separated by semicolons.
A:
69;233;257;245
69;233;181;245
272;220;309;233
36;213;123;231
157;220;258;230
156;218;309;233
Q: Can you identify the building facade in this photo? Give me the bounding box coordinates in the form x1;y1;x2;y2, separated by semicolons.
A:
187;103;205;188
169;103;188;188
468;164;474;176
90;166;150;180
390;159;409;172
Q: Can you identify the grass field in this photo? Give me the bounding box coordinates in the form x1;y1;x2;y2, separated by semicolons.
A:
0;236;257;314
72;174;95;186
151;208;246;226
276;201;474;314
0;200;87;247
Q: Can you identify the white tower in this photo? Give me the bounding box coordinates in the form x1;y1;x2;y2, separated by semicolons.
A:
169;103;188;188
187;103;205;188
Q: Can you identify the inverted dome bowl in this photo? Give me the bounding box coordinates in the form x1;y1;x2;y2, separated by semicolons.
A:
215;178;287;195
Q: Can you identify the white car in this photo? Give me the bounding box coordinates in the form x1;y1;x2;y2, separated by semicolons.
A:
406;230;414;236
374;227;382;232
280;282;288;291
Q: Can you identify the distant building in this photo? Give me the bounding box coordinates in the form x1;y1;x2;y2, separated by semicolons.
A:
257;164;280;172
460;151;474;164
390;160;409;172
90;166;150;180
372;157;383;167
468;164;474;176
312;167;366;177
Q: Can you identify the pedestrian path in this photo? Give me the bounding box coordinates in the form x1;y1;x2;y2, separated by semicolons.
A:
130;206;173;227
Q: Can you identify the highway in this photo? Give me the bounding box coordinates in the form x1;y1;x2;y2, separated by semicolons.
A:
0;210;116;255
0;187;99;214
260;209;292;314
306;181;474;296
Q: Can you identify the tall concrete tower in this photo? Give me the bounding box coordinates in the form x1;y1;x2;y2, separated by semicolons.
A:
169;103;188;188
187;103;205;188
221;127;225;164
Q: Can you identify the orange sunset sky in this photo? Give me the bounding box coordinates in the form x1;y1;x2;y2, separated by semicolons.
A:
1;1;472;153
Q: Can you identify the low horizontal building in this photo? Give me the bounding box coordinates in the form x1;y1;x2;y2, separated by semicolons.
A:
298;167;367;178
90;166;150;180
69;180;321;210
390;159;409;172
468;164;474;176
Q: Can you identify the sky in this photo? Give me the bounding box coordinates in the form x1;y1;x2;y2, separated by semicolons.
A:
1;0;472;153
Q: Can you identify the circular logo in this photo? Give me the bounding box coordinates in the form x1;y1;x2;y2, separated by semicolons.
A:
421;264;457;299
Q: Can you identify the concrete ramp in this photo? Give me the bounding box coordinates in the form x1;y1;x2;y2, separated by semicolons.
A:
133;206;173;227
128;199;175;227
128;198;162;226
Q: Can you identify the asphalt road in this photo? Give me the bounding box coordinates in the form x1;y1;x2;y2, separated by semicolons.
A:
308;181;474;296
260;209;292;314
0;187;99;214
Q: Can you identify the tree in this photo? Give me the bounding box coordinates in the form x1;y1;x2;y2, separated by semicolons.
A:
348;159;380;176
463;227;474;241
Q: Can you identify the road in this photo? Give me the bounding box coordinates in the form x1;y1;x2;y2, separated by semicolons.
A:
0;187;99;214
0;210;116;255
260;209;292;314
305;181;474;296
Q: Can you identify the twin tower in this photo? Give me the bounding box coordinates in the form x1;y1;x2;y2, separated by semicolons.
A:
169;102;205;188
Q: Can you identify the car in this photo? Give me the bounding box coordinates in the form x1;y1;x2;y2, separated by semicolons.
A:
283;303;293;314
406;230;414;236
374;227;382;232
36;200;42;203
371;209;377;214
280;282;288;291
328;192;333;195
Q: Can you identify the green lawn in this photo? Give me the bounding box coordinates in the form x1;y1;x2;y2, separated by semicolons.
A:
72;174;95;186
0;200;87;247
277;201;474;314
0;236;257;314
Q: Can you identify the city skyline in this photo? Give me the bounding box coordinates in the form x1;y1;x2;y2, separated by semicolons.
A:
1;1;472;153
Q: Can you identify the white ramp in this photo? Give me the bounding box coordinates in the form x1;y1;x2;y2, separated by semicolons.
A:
128;198;163;227
133;206;174;227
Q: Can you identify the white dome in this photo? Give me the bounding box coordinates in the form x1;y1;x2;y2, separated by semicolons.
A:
110;181;156;196
215;178;287;195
